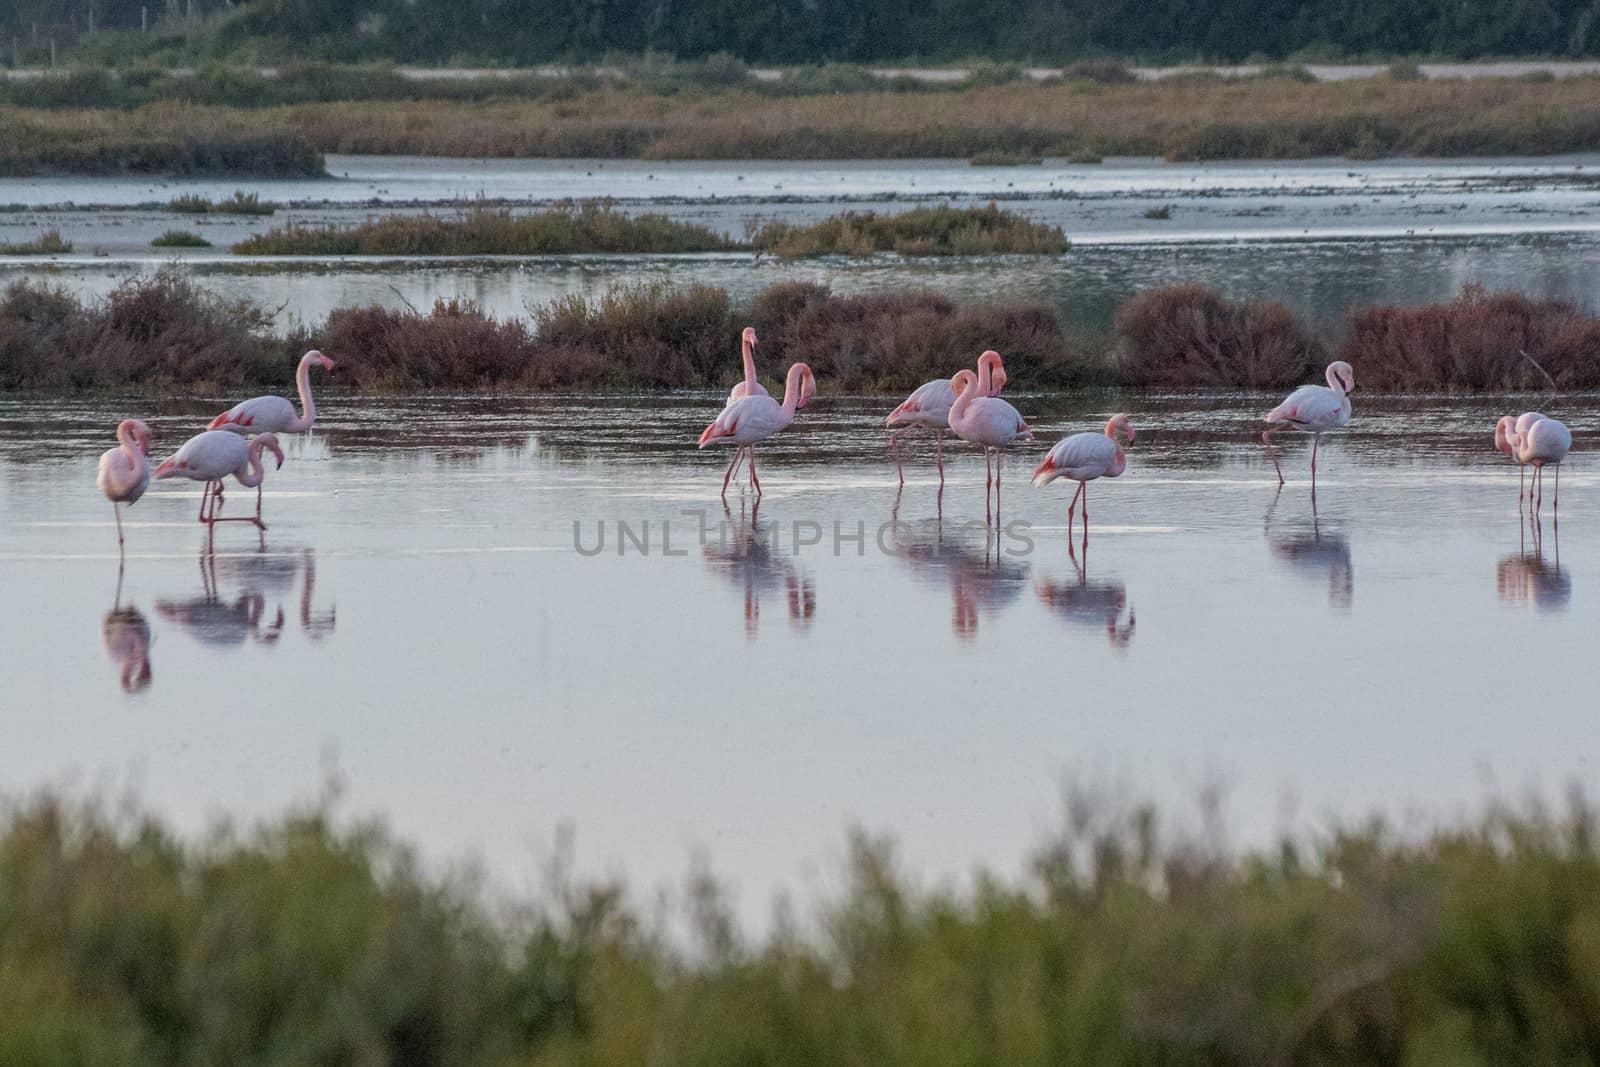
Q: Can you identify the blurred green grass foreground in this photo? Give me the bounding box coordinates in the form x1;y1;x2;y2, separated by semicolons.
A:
3;785;1599;1065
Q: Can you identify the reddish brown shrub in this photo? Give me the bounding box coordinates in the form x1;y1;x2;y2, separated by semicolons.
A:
1341;284;1600;390
324;299;536;389
750;286;1085;389
1113;284;1325;388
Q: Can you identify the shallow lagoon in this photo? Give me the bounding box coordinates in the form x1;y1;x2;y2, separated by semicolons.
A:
1;393;1592;916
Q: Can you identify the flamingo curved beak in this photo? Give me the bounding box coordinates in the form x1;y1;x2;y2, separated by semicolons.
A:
153;456;178;479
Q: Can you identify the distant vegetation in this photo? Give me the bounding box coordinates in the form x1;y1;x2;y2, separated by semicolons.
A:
168;191;277;215
0;116;323;177
6;73;1598;173
8;274;1600;392
3;785;1600;1064
970;151;1045;166
0;228;72;255
151;229;212;248
232;203;738;256
15;0;1600;66
749;205;1068;258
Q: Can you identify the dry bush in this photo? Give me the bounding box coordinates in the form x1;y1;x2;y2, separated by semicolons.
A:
531;283;736;387
748;286;1085;389
1341;284;1600;390
1113;284;1325;388
323;299;538;389
1;273;282;389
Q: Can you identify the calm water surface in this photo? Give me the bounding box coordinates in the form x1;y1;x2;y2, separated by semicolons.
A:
1;393;1592;914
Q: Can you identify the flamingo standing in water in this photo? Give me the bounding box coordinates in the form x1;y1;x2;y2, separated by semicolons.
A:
884;350;1007;485
1263;361;1355;488
1499;414;1571;514
720;328;814;489
947;368;1032;524
210;350;335;435
97;418;154;553
699;362;818;498
1031;414;1135;541
1494;412;1552;510
154;431;285;530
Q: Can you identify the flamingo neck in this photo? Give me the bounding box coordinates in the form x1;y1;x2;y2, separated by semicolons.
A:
741;338;759;389
1325;365;1346;395
976;354;999;394
292;354;318;430
949;374;978;422
779;366;805;415
116;420;143;465
236;439;269;489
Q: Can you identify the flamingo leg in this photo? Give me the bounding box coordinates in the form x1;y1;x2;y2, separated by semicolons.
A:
720;450;738;500
994;449;1002;523
1554;464;1560;510
197;482;211;523
749;447;761;497
1067;481;1084;540
936;430;945;484
1519;465;1526;513
984;450;993;526
1310;433;1320;487
891;433;904;486
1262;426;1286;485
1082;480;1090;539
112;501;125;549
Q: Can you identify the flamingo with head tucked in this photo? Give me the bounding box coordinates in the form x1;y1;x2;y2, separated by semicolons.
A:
1495;412;1551;510
1032;414;1135;541
154;430;285;530
209;350;335;435
947;368;1031;524
885;350;1007;485
1263;361;1355;488
1498;413;1571;514
699;362;817;498
97;418;153;552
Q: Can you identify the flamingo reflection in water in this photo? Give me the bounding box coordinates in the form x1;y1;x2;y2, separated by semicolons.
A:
213;547;337;640
1034;542;1135;651
886;490;1028;638
156;551;285;648
702;500;815;637
102;570;152;693
1497;515;1570;612
1264;488;1353;610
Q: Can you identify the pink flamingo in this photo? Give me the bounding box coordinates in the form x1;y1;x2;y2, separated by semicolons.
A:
885;350;1007;484
209;349;335;434
1494;412;1554;511
154;430;285;529
1498;414;1571;514
947;367;1032;524
1263;361;1355;487
1031;414;1135;540
699;362;818;499
97;418;154;553
721;328;813;488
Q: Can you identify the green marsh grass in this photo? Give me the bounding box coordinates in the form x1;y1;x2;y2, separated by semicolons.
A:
151;230;213;248
3;785;1600;1065
750;204;1068;258
0;229;73;255
231;203;736;256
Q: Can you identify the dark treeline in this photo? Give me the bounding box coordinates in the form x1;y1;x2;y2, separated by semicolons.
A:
9;0;1600;66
